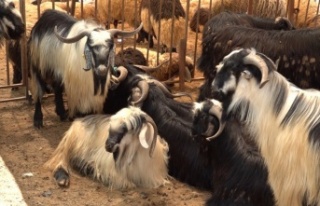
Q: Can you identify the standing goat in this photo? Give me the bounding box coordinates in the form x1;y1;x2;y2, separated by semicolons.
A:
0;0;25;41
140;0;186;52
28;10;142;128
45;106;169;189
206;48;320;206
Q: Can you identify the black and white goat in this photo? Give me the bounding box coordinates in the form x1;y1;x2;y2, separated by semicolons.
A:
205;48;320;206
28;10;142;128
45;106;169;189
0;0;25;41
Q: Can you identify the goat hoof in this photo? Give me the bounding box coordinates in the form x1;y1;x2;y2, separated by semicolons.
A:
59;113;68;121
54;168;70;187
34;120;43;128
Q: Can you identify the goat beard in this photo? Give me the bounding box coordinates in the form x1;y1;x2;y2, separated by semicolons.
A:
93;70;108;96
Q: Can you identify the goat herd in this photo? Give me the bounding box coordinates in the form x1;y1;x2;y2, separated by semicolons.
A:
2;0;320;205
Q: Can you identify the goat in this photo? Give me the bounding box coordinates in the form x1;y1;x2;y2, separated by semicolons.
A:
103;64;214;190
128;47;194;82
140;0;186;52
190;10;293;33
207;48;320;206
197;15;320;101
192;99;275;206
28;9;142;128
44;106;169;189
0;0;25;41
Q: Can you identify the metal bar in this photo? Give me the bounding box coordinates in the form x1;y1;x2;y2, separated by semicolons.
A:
193;0;201;78
156;0;163;65
121;0;125;51
287;0;295;24
133;0;138;49
163;77;205;85
20;0;29;99
247;0;253;15
0;84;23;89
178;39;186;91
5;41;10;85
168;0;176;80
0;96;27;103
71;0;76;16
304;0;311;27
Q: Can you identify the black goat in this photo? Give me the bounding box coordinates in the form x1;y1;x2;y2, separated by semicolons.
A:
198;25;320;100
104;64;214;190
197;11;294;101
192;99;275;206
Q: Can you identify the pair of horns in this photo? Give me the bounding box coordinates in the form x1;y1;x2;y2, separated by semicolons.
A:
54;23;143;44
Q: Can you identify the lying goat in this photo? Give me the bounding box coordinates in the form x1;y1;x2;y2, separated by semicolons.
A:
45;106;169;189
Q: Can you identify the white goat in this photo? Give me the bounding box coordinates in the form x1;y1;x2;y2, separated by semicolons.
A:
44;106;169;189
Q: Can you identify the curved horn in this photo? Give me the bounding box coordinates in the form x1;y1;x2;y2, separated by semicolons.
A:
206;101;226;141
242;51;270;88
133;60;170;72
130;80;149;107
111;66;128;83
54;26;91;44
108;23;143;38
141;113;158;158
151;79;193;101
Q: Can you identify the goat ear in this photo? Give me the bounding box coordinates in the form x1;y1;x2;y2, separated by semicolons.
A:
139;123;154;149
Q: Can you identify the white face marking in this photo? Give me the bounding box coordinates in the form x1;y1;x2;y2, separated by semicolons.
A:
193;102;204;114
221;75;237;94
223;49;242;61
216;62;223;72
90;30;112;46
3;17;15;30
4;0;22;18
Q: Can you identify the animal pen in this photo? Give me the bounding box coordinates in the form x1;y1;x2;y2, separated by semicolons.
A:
0;0;318;103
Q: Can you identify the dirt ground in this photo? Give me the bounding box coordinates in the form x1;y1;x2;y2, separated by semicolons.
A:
0;2;211;206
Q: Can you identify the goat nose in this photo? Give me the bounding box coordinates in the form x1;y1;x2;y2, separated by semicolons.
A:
105;141;115;153
96;65;108;77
